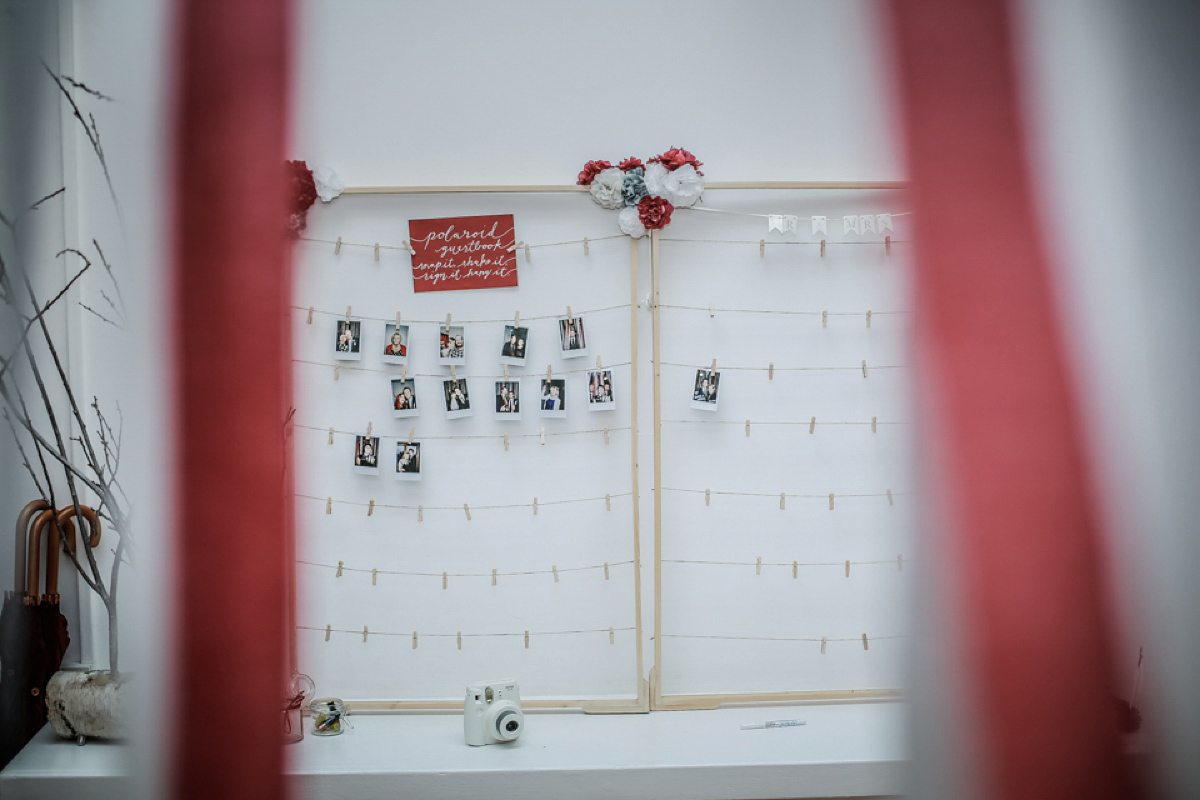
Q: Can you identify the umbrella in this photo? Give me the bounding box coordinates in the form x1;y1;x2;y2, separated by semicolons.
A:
42;507;101;685
0;500;51;769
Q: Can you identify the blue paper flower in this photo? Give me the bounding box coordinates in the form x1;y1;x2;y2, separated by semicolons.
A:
622;167;648;207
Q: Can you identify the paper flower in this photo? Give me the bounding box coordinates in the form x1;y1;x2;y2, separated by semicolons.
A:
649;146;704;175
621;167;648;207
643;162;669;199
589;167;626;210
312;166;344;203
660;163;704;208
286;160;317;237
637;195;674;230
618;157;644;172
618;205;647;238
577;160;613;186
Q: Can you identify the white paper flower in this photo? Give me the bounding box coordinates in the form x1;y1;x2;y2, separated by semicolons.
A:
618;205;647;238
660;164;704;208
589;167;626;210
643;162;669;199
312;166;344;203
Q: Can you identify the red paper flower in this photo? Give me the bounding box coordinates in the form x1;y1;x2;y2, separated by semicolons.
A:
618;157;644;172
286;160;318;236
649;147;704;175
637;195;674;230
577;160;613;185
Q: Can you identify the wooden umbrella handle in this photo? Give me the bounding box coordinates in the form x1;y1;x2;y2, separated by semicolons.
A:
48;506;101;597
14;500;51;596
26;509;56;600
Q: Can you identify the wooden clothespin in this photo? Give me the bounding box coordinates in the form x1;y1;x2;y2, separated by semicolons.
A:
372;568;377;585
334;364;340;381
532;497;538;515
809;416;816;434
524;243;530;263
367;499;375;516
756;557;762;575
596;355;602;369
862;633;869;651
547;364;552;380
418;504;423;522
306;306;314;324
745;420;751;438
463;503;471;521
603;427;609;445
491;569;497;586
373;243;380;261
325;624;331;642
525;631;530;649
768;363;774;380
609;627;615;644
780;492;786;510
366;421;373;437
450;364;456;379
820;239;826;258
412;631;418;649
334;236;342;255
362;626;369;643
326;497;332;515
345;305;352;323
709;301;715;318
444;313;451;332
822;310;828;328
759;239;765;257
403;240;416;255
872;416;877;433
336;561;344;577
583;236;589;255
862;360;868;378
406;426;415;445
442;571;447;589
503;433;509;451
885;235;892;255
514;310;520;328
705;488;711;506
866;310;873;328
552;565;559;583
605;494;611;511
710;358;717;374
829;493;835;511
886;489;894;506
567;305;573;320
401;364;407;381
792;561;798;579
503;364;509;379
457;632;462;650
395;311;402;329
603;562;610;580
820;636;827;654
328;427;334;445
845;560;851;578
506;241;519;252
539;427;545;445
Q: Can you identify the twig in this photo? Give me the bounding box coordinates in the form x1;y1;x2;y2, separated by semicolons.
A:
29;187;65;211
61;75;115;102
42;64;120;215
79;302;123;329
91;240;126;319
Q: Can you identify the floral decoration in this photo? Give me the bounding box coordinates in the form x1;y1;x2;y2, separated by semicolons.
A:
579;147;703;235
286;160;318;237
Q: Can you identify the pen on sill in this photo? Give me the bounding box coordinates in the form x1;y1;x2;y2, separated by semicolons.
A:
740;719;806;730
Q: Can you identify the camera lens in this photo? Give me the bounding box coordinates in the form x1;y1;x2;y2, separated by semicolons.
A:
506;720;519;732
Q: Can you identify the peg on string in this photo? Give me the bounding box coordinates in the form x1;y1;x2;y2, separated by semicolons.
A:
442;571;447;589
603;562;610;580
464;503;471;521
450;364;456;379
444;313;451;332
609;627;615;644
533;497;538;515
822;310;828;328
780;492;786;510
372;568;377;586
709;301;715;318
328;427;334;445
513;310;520;329
845;560;851;578
363;626;369;643
491;569;497;586
325;625;331;642
885;235;892;255
583;236;589;255
829;493;835;511
547;364;552;380
525;631;530;649
768;363;774;380
412;631;418;649
866;310;873;328
506;241;518;252
710;358;717;374
567;305;572;321
886;489;894;506
503;364;509;379
897;554;904;571
792;561;798;579
345;305;352;323
366;421;373;437
418;505;424;522
605;494;611;511
745;420;751;438
809;416;816;434
820;239;826;258
326;497;332;515
503;434;509;451
336;561;344;577
403;240;416;255
603;427;609;445
333;364;340;381
524;243;530;263
596;354;602;369
872;416;877;433
756;557;762;575
395;311;402;329
401;364;408;381
820;636;827;654
373;243;380;262
406;426;415;445
457;632;462;650
705;488;711;507
759;239;765;257
306;306;314;324
862;633;869;651
540;427;545;446
862;360;868;378
367;500;374;516
334;236;342;255
552;565;559;583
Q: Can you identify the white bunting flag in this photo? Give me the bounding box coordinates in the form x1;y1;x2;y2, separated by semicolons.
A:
861;214;877;234
768;215;785;233
783;215;797;233
843;215;859;235
876;213;894;232
811;215;827;236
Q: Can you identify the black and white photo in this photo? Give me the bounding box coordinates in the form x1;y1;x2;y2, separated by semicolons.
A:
540;378;566;417
353;434;380;473
587;369;616;411
381;323;410;365
495;380;521;420
439;324;467;364
558;316;588;359
334;319;362;361
691;368;721;411
443;377;472;419
499;324;528;365
391;378;419;419
394;441;421;481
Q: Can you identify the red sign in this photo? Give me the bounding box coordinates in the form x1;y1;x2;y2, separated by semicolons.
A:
408;214;518;292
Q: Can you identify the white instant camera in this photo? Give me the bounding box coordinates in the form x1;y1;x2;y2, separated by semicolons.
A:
464;679;524;746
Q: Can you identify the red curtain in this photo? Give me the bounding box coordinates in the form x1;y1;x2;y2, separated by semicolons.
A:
170;1;293;798
889;2;1129;797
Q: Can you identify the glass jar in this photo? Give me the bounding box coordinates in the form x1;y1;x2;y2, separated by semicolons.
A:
310;697;349;736
283;673;315;744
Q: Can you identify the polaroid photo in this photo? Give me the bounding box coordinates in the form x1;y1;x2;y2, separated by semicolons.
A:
494;380;521;421
390;378;419;419
394;441;421;482
353;434;380;474
587;369;616;412
690;368;721;411
443;377;472;419
438;325;467;365
499;324;529;366
381;323;410;365
558;316;588;359
334;319;363;361
539;378;567;418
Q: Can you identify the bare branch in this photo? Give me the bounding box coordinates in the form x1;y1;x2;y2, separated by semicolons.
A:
79;302;123;330
29;187;65;211
42;63;120;214
92;240;127;319
60;75;114;102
